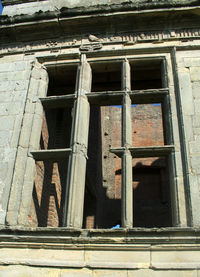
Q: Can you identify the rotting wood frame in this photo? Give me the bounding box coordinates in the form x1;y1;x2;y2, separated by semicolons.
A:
6;52;187;228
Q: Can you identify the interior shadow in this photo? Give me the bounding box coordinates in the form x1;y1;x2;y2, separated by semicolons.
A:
31;159;68;227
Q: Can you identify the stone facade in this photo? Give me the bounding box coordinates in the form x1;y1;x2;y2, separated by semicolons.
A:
1;0;200;276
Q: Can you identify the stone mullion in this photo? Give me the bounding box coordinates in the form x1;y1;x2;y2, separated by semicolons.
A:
121;59;133;228
63;55;91;228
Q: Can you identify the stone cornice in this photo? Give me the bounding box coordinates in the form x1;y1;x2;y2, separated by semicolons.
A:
1;0;46;5
0;6;200;46
1;1;200;24
1;22;200;57
1;0;200;8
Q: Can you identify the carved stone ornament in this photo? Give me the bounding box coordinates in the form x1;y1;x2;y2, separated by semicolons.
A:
79;43;103;52
1;27;200;55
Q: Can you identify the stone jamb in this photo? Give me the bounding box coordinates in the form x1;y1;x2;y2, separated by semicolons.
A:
173;49;200;227
6;60;49;226
165;51;188;227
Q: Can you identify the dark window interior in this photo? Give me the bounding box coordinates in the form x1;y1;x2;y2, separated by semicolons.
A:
40;108;72;150
131;60;163;90
132;157;172;227
29;159;68;227
83;105;122;229
47;65;77;96
91;62;121;92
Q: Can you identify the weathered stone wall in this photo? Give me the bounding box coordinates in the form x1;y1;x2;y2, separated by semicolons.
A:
1;1;200;276
176;50;200;226
0;56;33;225
2;0;200;16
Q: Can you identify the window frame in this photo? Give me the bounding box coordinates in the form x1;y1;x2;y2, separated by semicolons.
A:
5;52;187;228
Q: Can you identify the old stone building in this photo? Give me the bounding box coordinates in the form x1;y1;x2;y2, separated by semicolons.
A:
0;0;200;276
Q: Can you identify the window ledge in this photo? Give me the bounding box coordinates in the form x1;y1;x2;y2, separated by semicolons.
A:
0;226;200;249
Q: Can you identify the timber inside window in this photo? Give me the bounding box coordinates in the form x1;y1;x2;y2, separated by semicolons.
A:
29;55;174;228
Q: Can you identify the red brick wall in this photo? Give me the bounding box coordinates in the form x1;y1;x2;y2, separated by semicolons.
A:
84;104;171;228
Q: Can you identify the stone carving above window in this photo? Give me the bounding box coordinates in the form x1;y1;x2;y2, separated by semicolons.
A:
1;27;200;55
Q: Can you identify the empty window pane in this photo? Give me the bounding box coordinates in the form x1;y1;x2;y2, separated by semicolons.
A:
132;156;172;227
40;108;72;150
132;104;165;147
29;159;68;227
131;60;163;90
91;62;121;92
83;106;122;229
47;65;77;96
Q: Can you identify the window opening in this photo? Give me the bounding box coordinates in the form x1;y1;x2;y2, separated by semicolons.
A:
132;103;165;147
106;58;173;228
91;62;121;92
133;156;172;227
40;108;72;150
29;56;175;229
47;65;77;96
29;65;76;227
84;57;173;229
29;159;68;227
130;60;163;90
83;105;122;229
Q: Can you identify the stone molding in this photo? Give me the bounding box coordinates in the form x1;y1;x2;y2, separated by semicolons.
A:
1;27;200;56
0;228;200;270
1;0;46;6
1;0;200;9
1;227;200;245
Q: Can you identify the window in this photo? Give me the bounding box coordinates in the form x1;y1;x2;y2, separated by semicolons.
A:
26;54;177;229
